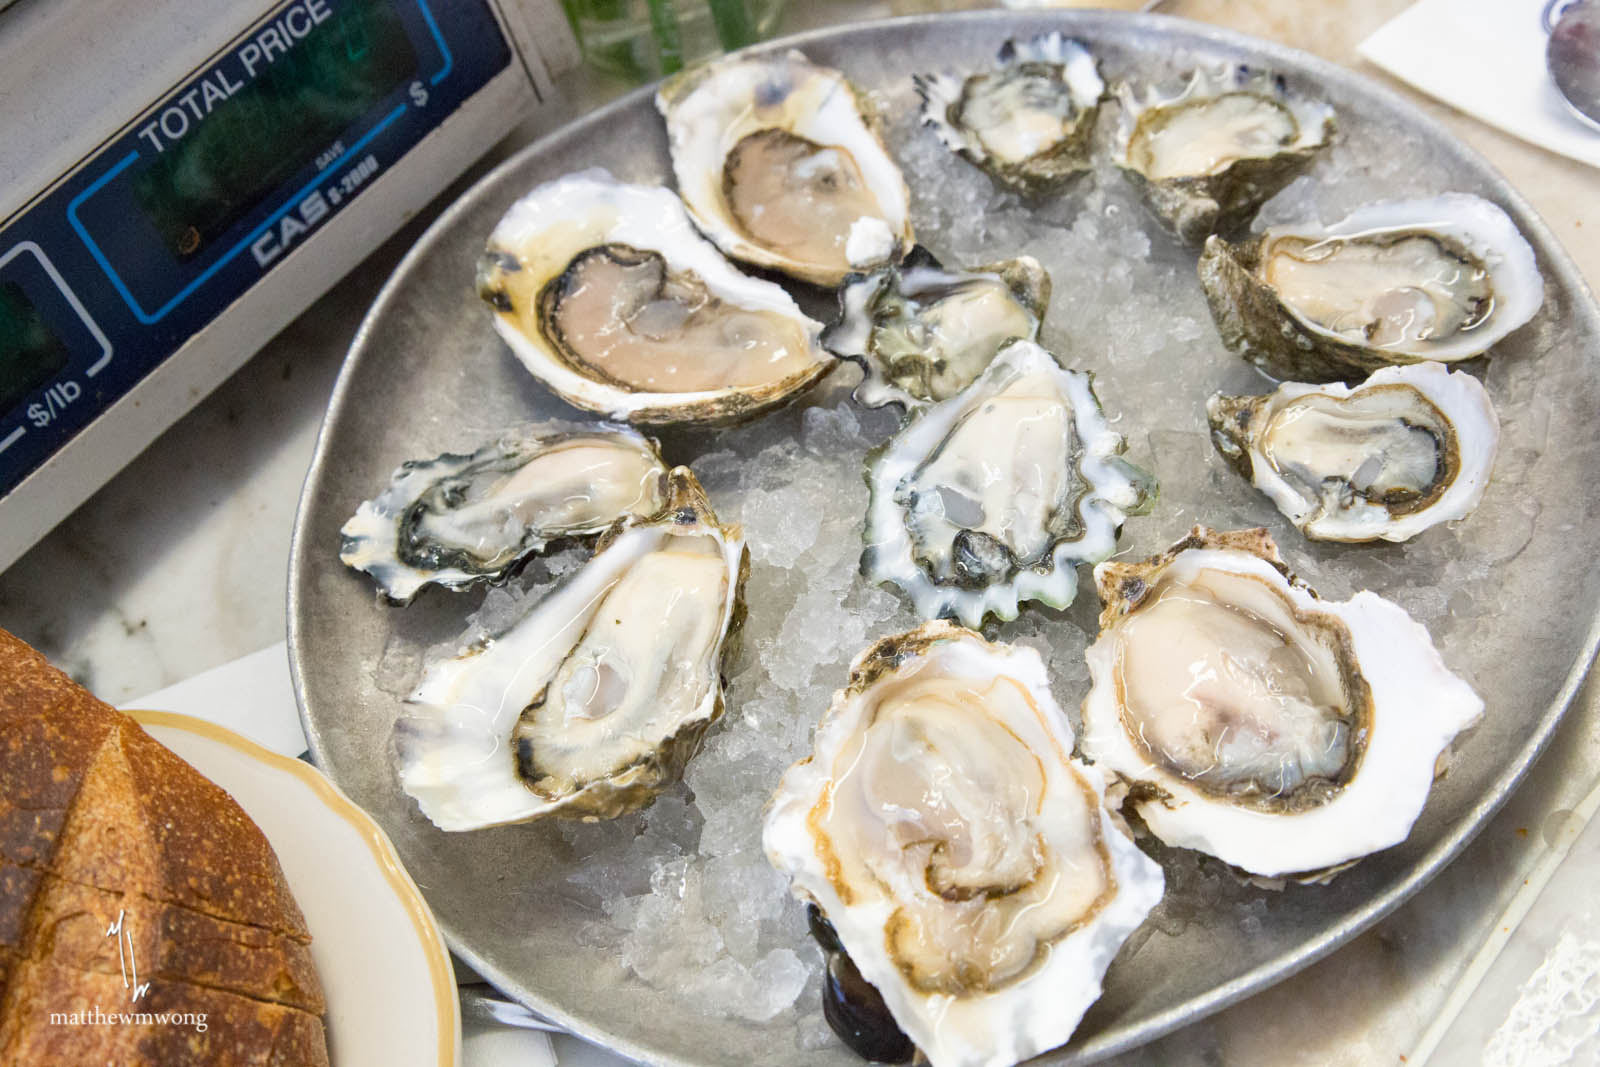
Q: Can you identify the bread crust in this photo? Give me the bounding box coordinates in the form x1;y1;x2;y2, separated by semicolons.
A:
0;629;329;1066
2;965;329;1066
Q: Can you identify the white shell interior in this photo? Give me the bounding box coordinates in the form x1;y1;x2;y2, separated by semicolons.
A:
918;33;1105;170
657;51;912;285
764;623;1163;1067
394;496;744;830
863;339;1147;626
1214;362;1499;542
1256;193;1543;362
827;259;1044;411
1081;544;1484;876
482;170;829;422
338;423;667;601
1111;64;1335;180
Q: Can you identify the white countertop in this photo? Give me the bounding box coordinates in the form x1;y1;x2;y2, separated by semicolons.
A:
5;1;1600;1064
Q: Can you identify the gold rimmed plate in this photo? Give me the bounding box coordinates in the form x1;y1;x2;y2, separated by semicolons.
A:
127;710;462;1067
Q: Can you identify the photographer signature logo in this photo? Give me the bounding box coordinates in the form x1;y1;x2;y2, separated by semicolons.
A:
104;909;151;1003
44;908;208;1033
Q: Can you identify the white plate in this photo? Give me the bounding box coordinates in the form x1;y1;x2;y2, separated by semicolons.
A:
127;709;462;1067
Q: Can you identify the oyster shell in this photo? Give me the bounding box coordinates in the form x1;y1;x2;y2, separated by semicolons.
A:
1080;526;1483;878
863;338;1154;626
394;468;747;829
339;422;668;603
657;50;913;286
822;245;1051;410
1208;362;1499;542
1111;64;1336;243
476;171;833;426
916;33;1105;194
765;621;1164;1067
1199;193;1543;381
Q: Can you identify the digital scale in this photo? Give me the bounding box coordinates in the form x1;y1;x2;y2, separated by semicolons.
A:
0;0;576;571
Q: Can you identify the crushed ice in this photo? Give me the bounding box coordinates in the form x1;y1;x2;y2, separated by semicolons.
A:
383;43;1583;1046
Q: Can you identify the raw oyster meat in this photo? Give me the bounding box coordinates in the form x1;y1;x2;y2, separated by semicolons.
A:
339;422;668;602
765;621;1164;1067
1111;64;1335;243
476;170;833;425
1208;362;1499;542
863;338;1154;626
823;246;1050;410
394;468;747;829
916;33;1105;194
1199;193;1543;381
1080;527;1483;878
657;50;913;286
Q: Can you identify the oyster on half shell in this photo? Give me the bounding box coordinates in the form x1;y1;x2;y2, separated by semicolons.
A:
339;422;668;603
765;621;1164;1067
1207;362;1499;542
822;246;1050;410
1199;193;1543;381
476;171;833;426
863;338;1154;626
1111;64;1336;243
1080;526;1482;879
657;51;913;287
916;33;1106;195
395;468;747;829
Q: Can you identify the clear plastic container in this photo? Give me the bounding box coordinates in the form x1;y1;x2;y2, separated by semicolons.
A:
561;0;787;80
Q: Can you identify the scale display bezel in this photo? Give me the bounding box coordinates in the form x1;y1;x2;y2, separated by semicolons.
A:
0;0;519;515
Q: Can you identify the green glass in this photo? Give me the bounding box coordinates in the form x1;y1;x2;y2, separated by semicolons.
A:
560;0;785;80
0;282;70;413
131;0;419;263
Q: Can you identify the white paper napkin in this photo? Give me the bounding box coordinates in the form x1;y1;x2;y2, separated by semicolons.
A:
122;641;309;757
1410;772;1600;1064
462;1023;559;1067
126;643;560;1067
1359;0;1600;171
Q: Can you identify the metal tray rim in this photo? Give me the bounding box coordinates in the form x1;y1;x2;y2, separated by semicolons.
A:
287;10;1600;1064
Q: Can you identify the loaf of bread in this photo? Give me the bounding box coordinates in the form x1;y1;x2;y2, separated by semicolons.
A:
0;628;330;1065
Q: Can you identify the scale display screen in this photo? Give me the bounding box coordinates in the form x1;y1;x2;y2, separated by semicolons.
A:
0;282;70;413
132;0;421;262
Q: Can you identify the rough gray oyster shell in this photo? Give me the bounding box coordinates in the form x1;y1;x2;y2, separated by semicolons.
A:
822;245;1050;411
1198;193;1543;381
339;422;668;603
915;33;1105;195
1206;362;1499;543
862;338;1154;627
394;468;748;828
1111;64;1335;243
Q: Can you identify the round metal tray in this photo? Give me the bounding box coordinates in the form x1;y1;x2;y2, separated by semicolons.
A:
289;11;1600;1065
